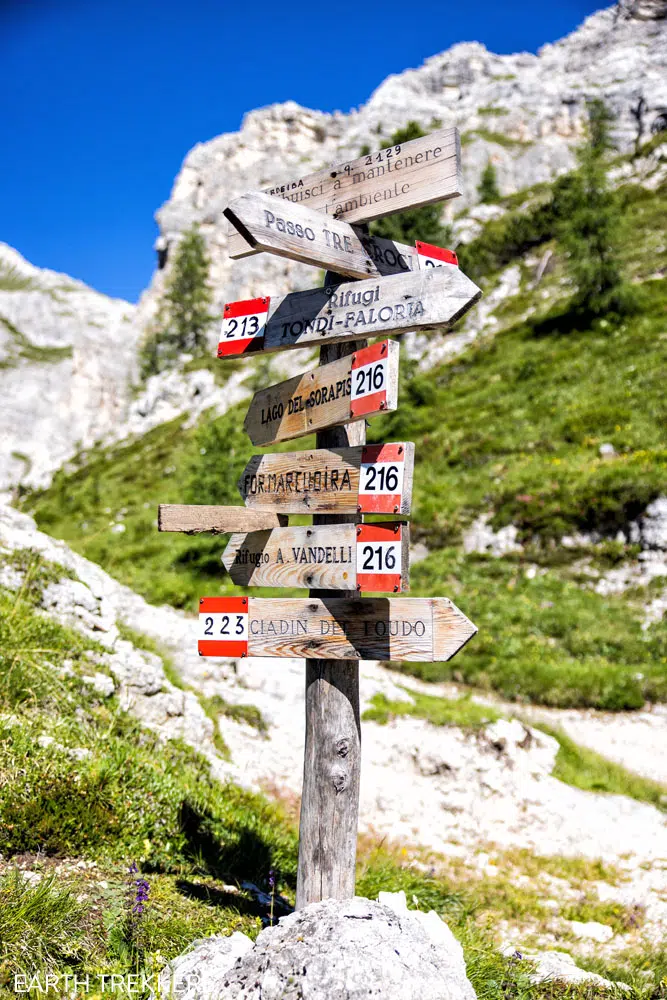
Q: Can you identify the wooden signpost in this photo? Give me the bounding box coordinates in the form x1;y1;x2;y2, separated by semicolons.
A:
222;522;409;592
217;265;481;358
239;442;414;515
159;123;481;911
226;126;462;259
225;194;461;282
158;504;287;533
224;193;416;280
198;596;476;662
243;340;400;446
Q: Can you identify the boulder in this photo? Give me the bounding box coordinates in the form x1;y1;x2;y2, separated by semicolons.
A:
158;933;254;1000
159;895;476;1000
528;951;622;988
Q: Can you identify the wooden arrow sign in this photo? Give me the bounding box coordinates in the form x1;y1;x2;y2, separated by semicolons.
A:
227;126;461;259
239;442;414;515
217;266;481;359
244;339;399;445
158;505;287;533
198;595;477;662
222;523;409;592
225;192;416;279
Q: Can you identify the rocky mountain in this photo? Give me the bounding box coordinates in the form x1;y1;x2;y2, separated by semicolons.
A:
145;0;667;315
0;244;137;495
1;1;665;495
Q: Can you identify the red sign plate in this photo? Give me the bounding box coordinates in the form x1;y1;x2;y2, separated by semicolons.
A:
358;443;406;514
350;340;390;419
198;596;249;657
415;241;458;268
356;523;403;594
218;297;270;358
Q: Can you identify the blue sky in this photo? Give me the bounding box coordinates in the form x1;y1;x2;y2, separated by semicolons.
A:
1;0;604;303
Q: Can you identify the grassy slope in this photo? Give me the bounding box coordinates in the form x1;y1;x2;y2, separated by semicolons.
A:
22;178;667;710
1;549;665;997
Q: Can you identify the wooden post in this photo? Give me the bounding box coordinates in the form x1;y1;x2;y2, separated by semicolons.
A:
295;264;368;907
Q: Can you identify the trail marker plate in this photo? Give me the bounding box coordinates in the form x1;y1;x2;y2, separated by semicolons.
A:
217;267;481;361
239;441;413;515
199;596;249;658
350;341;391;418
197;596;477;662
356;523;403;594
358;443;408;514
243;339;400;446
221;523;408;592
226;127;462;259
225;192;415;279
416;241;458;268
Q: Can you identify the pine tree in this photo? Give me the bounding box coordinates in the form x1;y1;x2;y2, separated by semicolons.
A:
370;122;453;247
140;227;215;378
478;160;500;204
557;100;633;316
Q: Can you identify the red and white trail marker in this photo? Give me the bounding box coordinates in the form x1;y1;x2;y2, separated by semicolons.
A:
198;596;249;658
355;523;404;594
358;443;409;514
415;241;458;269
218;297;270;357
350;341;392;419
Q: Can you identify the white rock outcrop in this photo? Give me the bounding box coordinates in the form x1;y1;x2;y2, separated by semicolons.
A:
0;244;137;494
143;2;667;330
167;897;476;1000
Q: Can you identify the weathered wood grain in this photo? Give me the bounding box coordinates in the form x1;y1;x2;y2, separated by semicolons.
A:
243;340;400;446
238;442;414;515
157;504;287;534
296;657;360;907
297;332;365;909
225;192;415;278
221;523;408;592
226;127;461;259
198;596;477;661
217;266;481;360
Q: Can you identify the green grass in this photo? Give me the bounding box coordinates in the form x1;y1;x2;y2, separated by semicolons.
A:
116;621;184;690
400;548;667;710
462;128;526;148
541;724;667;811
0;553;664;997
363;689;500;728
201;693;269;735
478;106;510;116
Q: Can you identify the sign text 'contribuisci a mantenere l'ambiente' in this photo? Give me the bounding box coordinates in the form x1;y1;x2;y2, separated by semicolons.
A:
226;126;461;258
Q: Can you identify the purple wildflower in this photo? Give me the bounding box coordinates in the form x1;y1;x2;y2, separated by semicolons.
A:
268;869;275;890
133;877;150;914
